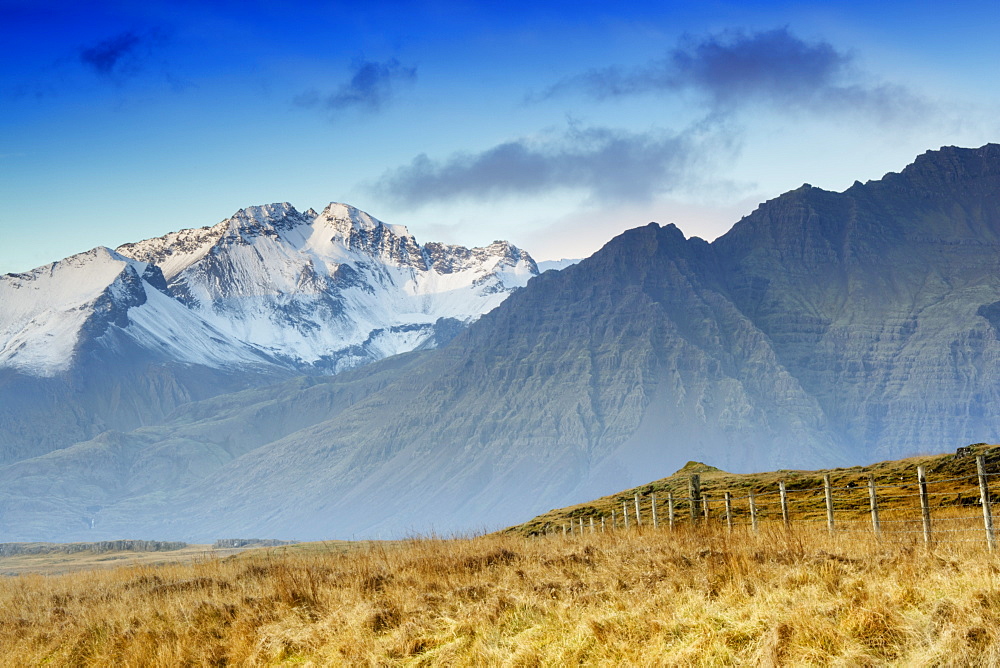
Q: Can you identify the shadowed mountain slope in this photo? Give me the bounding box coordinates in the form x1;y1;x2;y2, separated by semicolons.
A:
5;144;1000;542
714;144;1000;460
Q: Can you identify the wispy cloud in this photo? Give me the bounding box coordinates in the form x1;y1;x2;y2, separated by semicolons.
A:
79;32;141;75
78;29;167;80
295;58;417;113
537;27;926;121
371;123;731;207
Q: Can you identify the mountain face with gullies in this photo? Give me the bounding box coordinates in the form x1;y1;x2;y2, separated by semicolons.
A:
6;144;1000;545
0;203;538;464
115;202;537;373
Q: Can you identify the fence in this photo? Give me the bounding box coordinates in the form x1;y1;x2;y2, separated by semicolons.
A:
550;454;1000;551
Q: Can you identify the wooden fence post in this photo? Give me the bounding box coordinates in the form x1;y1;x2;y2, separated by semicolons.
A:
563;524;567;536
868;473;881;538
724;491;733;533
823;474;835;535
590;516;595;534
667;492;675;530
977;455;996;552
749;489;759;534
651;493;658;529
634;493;642;527
689;475;701;525
623;502;629;529
579;517;584;535
703;495;711;522
601;516;606;533
779;481;790;528
611;509;616;530
917;466;932;545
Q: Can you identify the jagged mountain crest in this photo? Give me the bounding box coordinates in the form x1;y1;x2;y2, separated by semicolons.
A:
113;201;538;372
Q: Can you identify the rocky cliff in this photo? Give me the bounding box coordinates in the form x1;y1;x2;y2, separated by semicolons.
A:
714;144;1000;459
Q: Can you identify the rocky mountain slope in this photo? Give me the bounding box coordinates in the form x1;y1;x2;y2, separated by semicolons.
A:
713;145;1000;460
5;144;1000;544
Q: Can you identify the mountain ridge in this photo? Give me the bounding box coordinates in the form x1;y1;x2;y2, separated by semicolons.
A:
5;143;1000;543
0;203;538;466
113;201;538;373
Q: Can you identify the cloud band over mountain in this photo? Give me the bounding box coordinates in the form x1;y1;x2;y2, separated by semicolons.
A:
537;27;926;120
371;124;725;207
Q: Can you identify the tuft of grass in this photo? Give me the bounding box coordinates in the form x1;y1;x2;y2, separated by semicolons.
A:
3;526;1000;664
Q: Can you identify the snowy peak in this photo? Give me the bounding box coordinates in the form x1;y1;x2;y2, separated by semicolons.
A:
230;202;302;228
316;202;412;239
0;247;147;375
116;203;311;281
2;246;140;313
222;202;313;239
310;202;422;267
0;245;284;377
5;201;542;378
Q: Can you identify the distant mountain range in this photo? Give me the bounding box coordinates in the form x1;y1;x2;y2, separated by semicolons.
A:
4;144;1000;543
0;203;536;464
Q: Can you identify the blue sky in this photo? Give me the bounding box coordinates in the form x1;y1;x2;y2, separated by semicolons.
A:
2;0;999;273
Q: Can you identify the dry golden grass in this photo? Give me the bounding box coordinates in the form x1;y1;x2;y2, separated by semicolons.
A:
3;524;1000;666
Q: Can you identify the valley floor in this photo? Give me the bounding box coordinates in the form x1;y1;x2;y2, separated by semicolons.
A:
2;527;1000;665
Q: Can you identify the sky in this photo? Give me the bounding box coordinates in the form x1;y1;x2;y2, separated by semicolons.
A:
2;0;999;274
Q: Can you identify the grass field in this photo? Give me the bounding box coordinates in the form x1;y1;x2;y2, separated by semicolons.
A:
5;447;1000;665
3;524;1000;665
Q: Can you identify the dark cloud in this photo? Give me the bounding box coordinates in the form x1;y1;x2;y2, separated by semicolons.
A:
371;124;724;207
296;58;417;113
78;29;167;80
79;31;142;77
539;27;925;120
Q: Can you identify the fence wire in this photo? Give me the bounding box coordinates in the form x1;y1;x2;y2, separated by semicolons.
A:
544;454;1000;550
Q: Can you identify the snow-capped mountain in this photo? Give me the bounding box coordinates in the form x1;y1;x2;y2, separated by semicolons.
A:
116;202;538;372
0;202;538;464
0;202;536;380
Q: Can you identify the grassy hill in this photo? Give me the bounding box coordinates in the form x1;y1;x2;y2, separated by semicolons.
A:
508;443;1000;540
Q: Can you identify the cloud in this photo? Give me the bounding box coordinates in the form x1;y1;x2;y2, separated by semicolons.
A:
371;124;729;207
538;27;925;120
296;58;417;113
78;29;167;80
